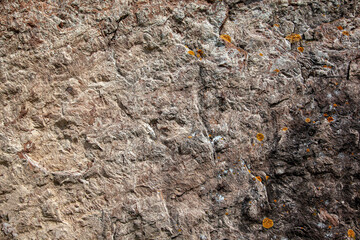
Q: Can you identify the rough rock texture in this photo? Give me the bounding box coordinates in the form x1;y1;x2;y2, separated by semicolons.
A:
0;0;359;239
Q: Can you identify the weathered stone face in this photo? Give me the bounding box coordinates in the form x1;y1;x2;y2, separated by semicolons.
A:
0;0;359;239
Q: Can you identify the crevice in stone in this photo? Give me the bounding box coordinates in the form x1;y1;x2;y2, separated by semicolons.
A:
108;13;129;46
197;65;216;163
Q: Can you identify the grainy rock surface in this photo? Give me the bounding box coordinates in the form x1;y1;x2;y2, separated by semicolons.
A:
0;0;359;239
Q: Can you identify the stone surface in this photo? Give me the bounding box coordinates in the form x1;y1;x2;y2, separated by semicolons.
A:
0;0;359;239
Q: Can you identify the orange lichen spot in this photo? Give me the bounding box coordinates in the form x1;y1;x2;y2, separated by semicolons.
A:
306;148;310;152
266;176;269;180
273;24;279;27
249;201;252;203
248;169;251;173
188;50;195;56
327;116;334;122
256;176;262;182
259;53;263;56
282;127;288;131
283;204;286;207
274;69;280;73
305;118;311;123
348;229;355;238
328;225;332;229
274;199;277;203
217;156;220;159
188;136;192;139
209;134;212;137
337;26;343;30
298;47;304;52
345;102;349;105
323;113;328;117
342;31;350;36
225;212;229;215
285;33;302;43
262;218;274;229
256;133;265;141
335;82;338;85
252;177;255;180
333;103;337;107
313;121;316;123
196;49;204;60
301;227;304;229
220;34;231;43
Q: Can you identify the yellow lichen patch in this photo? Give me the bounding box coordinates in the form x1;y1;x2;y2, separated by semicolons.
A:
327;116;334;122
305;118;311;123
256;133;265;141
274;69;280;73
282;127;288;131
285;33;302;43
178;229;182;232
273;24;279;27
298;47;304;52
262;218;274;229
266;176;269;180
337;26;343;30
188;50;195;56
220;34;231;43
255;176;262;182
248;169;251;173
348;229;355;238
188;136;193;139
342;31;350;36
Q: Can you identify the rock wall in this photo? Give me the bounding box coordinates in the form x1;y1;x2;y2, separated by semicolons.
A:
0;0;359;239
